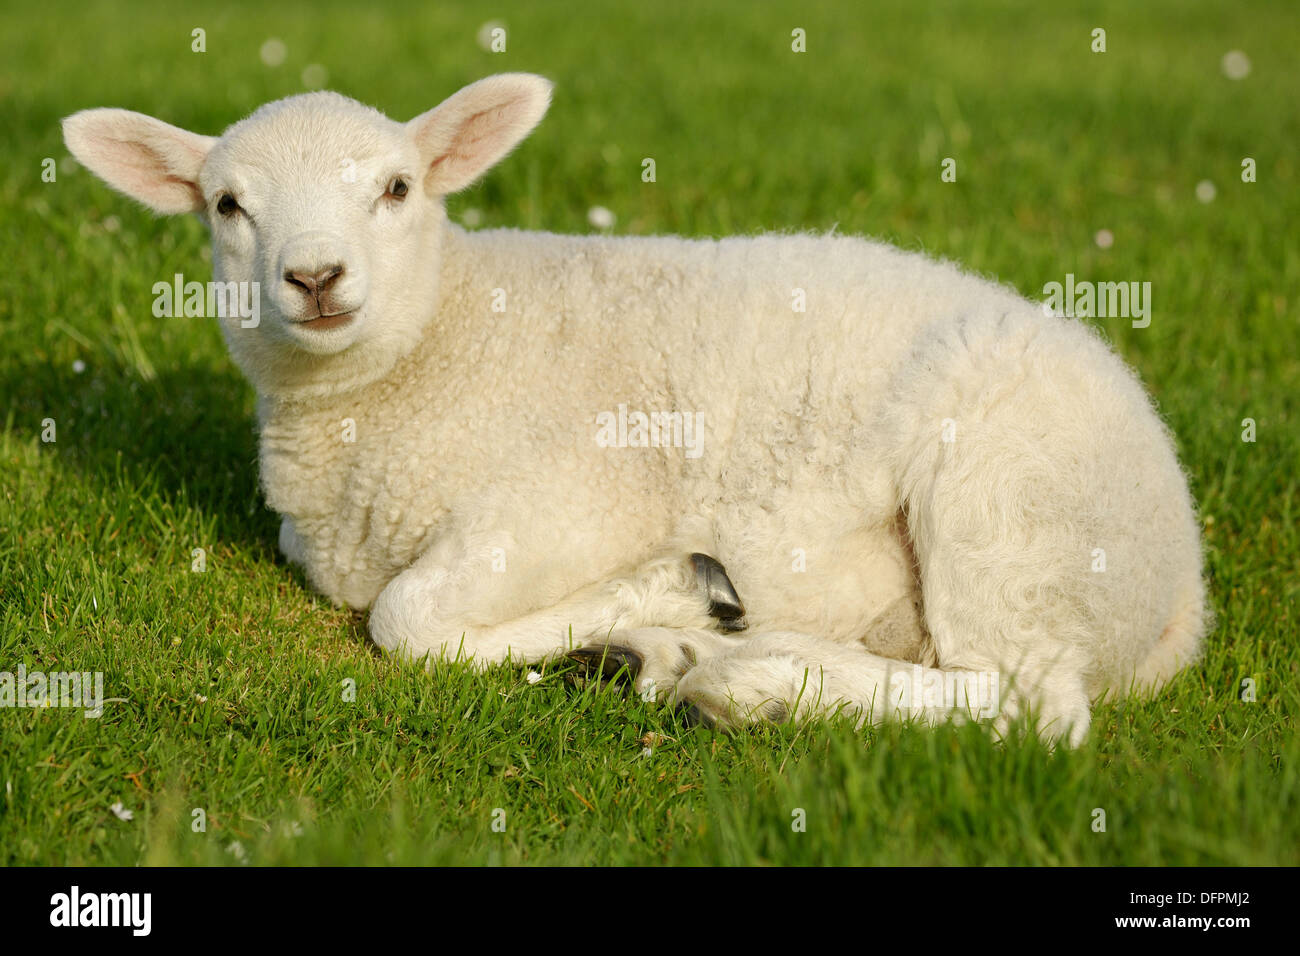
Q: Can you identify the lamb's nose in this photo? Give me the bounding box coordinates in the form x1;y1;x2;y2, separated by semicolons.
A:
284;264;344;296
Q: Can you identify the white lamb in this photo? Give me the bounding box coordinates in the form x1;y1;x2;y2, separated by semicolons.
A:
62;73;1207;745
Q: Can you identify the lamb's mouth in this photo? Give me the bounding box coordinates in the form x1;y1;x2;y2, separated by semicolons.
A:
293;311;356;331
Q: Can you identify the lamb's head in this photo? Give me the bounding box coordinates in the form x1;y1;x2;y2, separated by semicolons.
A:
62;73;552;398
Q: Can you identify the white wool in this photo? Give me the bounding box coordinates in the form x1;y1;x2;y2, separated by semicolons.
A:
63;74;1207;746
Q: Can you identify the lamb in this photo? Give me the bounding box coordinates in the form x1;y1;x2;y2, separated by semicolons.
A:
62;73;1208;746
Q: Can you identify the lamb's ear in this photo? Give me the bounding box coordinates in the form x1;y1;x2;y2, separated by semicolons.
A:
62;109;215;214
408;73;552;195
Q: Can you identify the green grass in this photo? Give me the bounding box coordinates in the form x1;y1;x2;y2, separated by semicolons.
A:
1;0;1297;865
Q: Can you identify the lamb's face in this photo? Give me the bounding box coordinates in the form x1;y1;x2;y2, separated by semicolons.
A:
201;93;438;359
63;74;552;397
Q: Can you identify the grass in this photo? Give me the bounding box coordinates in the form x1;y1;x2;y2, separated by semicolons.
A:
1;0;1297;865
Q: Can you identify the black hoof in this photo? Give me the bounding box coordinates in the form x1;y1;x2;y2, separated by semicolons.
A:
676;701;715;729
762;701;790;724
690;553;748;631
565;645;643;683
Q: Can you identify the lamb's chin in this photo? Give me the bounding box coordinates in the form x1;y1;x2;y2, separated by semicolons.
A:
282;312;365;355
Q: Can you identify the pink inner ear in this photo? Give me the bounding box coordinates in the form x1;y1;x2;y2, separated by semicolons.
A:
421;95;543;194
84;132;206;213
427;108;500;179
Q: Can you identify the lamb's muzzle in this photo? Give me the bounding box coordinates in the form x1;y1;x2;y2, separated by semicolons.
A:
284;264;345;298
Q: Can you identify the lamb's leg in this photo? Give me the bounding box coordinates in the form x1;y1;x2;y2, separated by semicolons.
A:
676;633;1095;746
575;627;1007;732
368;532;745;667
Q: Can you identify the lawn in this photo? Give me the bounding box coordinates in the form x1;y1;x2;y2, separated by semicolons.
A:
0;0;1296;865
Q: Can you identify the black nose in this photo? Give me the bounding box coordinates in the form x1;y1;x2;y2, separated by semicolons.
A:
284;264;344;296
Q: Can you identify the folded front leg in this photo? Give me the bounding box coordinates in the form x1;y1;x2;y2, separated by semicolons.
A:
368;530;745;667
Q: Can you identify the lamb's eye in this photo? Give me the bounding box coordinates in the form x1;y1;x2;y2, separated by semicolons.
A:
216;193;240;216
386;177;409;200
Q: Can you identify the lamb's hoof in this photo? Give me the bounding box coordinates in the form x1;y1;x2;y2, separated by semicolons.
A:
676;701;715;729
690;553;747;631
565;645;643;684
